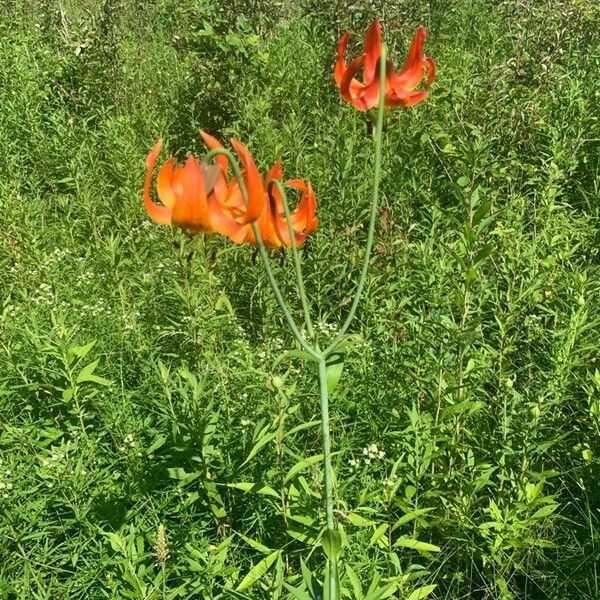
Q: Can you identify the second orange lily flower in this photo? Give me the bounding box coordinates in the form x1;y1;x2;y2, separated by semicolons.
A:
144;133;318;248
334;19;436;111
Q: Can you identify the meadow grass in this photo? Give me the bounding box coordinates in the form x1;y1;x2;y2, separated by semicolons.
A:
1;0;599;598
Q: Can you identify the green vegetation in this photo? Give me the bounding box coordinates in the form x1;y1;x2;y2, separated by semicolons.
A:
1;0;599;598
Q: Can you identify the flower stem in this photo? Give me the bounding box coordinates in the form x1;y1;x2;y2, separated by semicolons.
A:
318;353;338;598
323;46;387;358
204;147;321;361
268;179;315;339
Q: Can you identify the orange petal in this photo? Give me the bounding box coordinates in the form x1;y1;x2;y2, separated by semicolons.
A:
230;138;266;224
207;195;244;240
363;19;382;85
334;31;351;87
288;179;318;234
143;140;173;226
171;156;211;231
340;53;366;108
425;56;436;87
200;130;229;174
156;158;177;208
391;26;427;92
266;160;284;213
354;71;382;111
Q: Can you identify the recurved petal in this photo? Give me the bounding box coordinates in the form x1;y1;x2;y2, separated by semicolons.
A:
156;158;177;209
230;138;266;224
144;140;173;226
200;130;229;174
363;19;382;86
392;25;427;92
340;53;366;107
334;31;351;87
287;179;318;234
266;160;284;213
424;56;436;86
385;88;429;107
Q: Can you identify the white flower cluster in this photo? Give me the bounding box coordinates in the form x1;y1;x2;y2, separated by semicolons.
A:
363;444;385;463
118;433;136;452
81;298;111;318
348;444;386;470
0;461;13;498
32;282;54;306
75;270;96;287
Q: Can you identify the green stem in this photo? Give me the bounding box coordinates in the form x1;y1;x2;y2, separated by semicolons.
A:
318;354;337;598
323;46;387;358
267;179;315;339
204;148;321;361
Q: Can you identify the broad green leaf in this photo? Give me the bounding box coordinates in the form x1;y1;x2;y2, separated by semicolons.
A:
68;341;95;361
322;528;342;562
166;467;201;483
347;512;376;527
345;564;363;599
147;434;167;455
300;558;323;599
369;523;388;547
236;550;280;591
227;482;280;499
282;583;313;600
393;537;441;553
285;420;321;437
235;532;272;554
392;508;435;530
284;454;324;483
406;584;437;600
76;360;111;386
531;503;558;520
363;583;399;600
326;352;344;394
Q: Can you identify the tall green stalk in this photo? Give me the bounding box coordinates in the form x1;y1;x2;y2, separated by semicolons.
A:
323;45;387;358
205;46;386;593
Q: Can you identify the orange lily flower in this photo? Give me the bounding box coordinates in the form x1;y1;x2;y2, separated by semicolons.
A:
143;138;265;233
199;131;318;248
334;19;436;111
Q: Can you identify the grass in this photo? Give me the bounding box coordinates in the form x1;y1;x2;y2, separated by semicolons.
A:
1;0;599;598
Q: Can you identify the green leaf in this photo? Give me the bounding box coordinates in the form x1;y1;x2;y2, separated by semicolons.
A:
300;558;323;599
326;352;344;394
284;454;324;483
68;341;95;362
392;508;435;530
369;523;388;547
345;564;363;599
282;583;313;600
147;434;167;455
363;583;399;600
227;482;280;499
236;550;280;591
531;503;558;520
240;427;276;468
235;532;272;554
76;360;111;386
393;537;441;553
406;584;437;600
347;512;377;527
322;528;342;562
166;468;201;483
